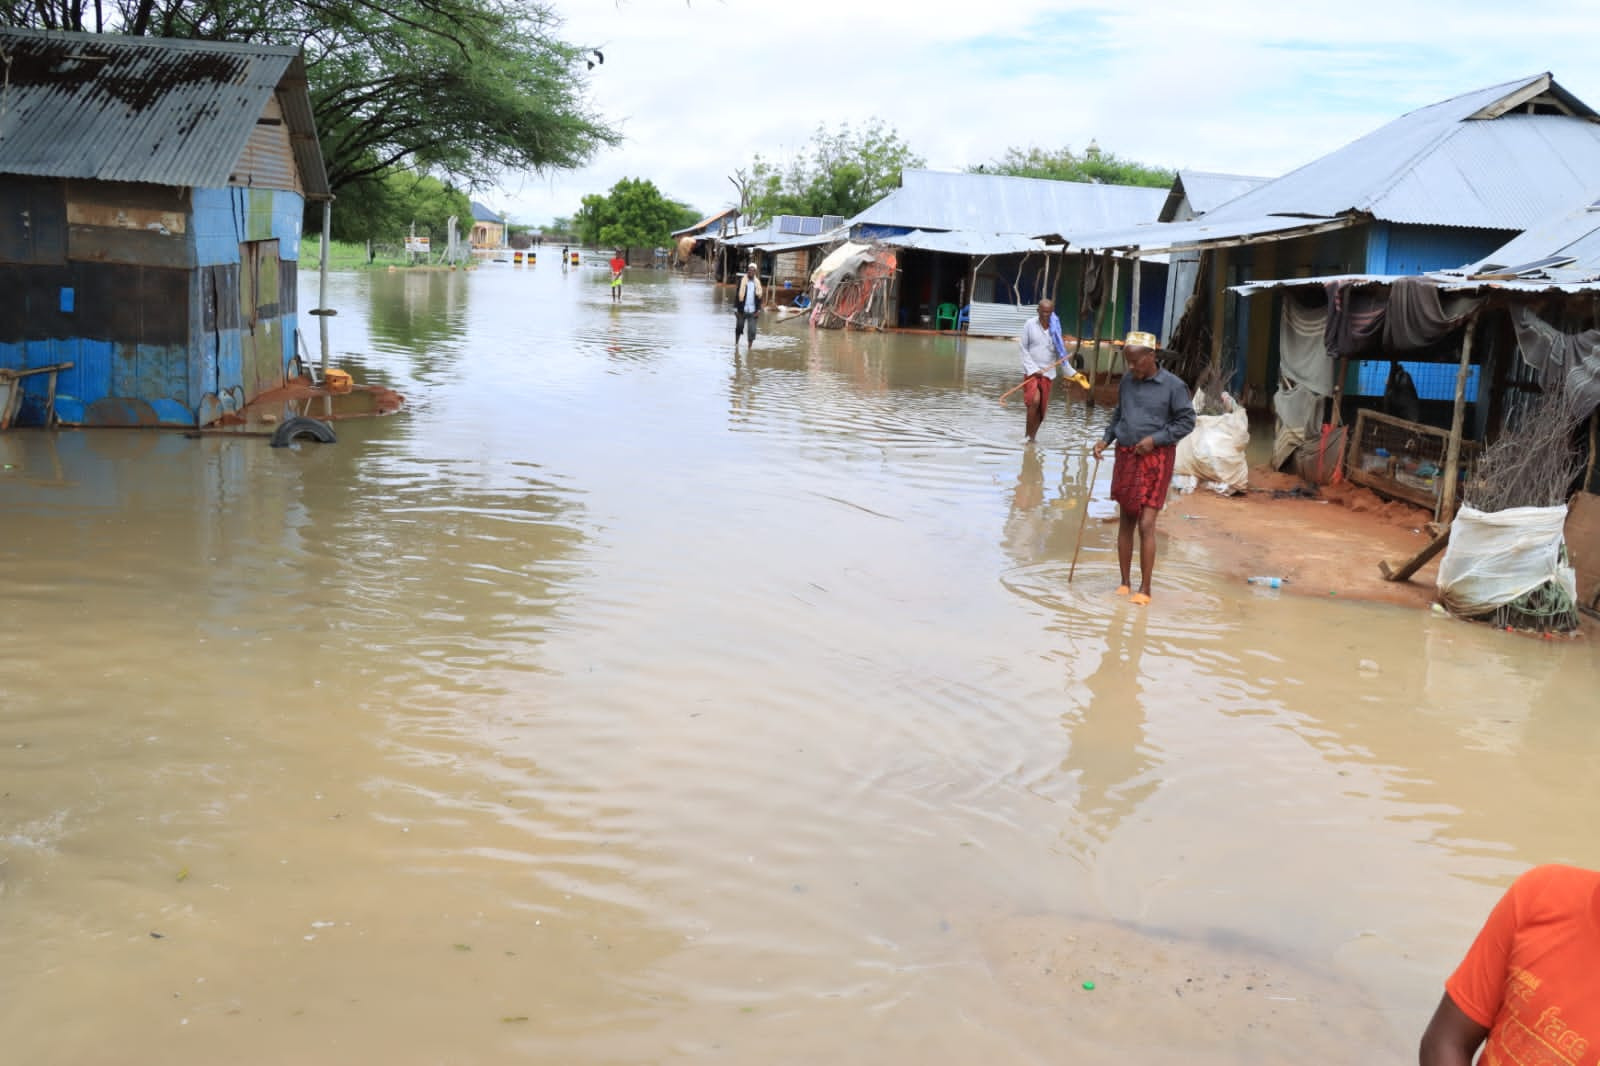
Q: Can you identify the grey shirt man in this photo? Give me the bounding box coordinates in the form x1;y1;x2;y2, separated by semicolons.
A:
1101;367;1196;448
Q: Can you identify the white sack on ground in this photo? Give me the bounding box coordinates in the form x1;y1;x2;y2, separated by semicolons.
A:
1174;389;1250;495
1436;504;1576;616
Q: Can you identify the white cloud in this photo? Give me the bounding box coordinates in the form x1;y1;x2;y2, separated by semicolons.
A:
487;0;1600;227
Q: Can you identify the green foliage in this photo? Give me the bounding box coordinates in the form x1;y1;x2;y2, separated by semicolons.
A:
575;192;612;248
329;171;471;243
0;0;619;198
574;179;695;252
973;146;1175;189
747;119;925;222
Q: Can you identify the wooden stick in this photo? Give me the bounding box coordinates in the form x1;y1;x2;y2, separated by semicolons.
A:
1068;454;1103;583
998;345;1082;404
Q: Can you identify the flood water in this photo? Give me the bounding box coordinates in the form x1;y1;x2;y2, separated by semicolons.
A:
3;261;1598;1064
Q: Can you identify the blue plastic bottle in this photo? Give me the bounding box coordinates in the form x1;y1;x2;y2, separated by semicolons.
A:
1247;576;1284;588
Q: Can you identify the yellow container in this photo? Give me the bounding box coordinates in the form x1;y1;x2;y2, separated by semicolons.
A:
323;368;353;393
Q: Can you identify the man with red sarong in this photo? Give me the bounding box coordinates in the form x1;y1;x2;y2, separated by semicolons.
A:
1017;300;1062;443
1092;332;1195;605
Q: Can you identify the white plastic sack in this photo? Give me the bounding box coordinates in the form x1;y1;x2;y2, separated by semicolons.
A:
1436;504;1576;616
1174;390;1249;495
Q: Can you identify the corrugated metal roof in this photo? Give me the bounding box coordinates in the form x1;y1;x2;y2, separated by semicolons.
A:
470;201;504;223
1201;74;1600;231
848;169;1165;235
1062;212;1356;254
0;27;329;198
1159;170;1271;221
672;206;738;237
1232;269;1600;297
1458;194;1600;280
882;229;1054;256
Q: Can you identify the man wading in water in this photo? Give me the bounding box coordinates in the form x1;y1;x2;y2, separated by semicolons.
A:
1017;300;1061;443
735;261;764;350
1091;331;1195;605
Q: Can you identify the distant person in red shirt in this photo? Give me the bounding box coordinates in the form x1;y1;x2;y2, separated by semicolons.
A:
609;251;625;302
1419;864;1600;1065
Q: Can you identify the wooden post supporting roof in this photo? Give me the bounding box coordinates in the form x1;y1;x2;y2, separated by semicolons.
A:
1439;313;1480;520
1130;255;1141;337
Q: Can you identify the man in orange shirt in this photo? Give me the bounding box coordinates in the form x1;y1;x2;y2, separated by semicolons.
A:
1420;864;1600;1065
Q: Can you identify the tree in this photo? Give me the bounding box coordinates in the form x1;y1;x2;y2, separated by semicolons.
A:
575;193;613;248
596;178;686;256
329;171;471;244
571;179;699;255
0;0;619;200
746;119;925;222
973;145;1174;189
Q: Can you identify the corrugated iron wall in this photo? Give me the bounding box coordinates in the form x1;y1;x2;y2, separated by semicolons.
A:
0;175;305;426
231;95;302;195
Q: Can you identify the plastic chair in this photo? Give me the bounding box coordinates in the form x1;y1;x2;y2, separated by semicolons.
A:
956;305;970;332
934;302;959;331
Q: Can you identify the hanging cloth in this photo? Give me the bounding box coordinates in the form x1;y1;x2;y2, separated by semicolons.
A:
1510;305;1600;415
1323;280;1387;357
1280;295;1331;395
1383;276;1481;352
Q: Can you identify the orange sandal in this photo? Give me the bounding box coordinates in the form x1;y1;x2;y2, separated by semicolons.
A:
1115;584;1130;597
1129;592;1151;606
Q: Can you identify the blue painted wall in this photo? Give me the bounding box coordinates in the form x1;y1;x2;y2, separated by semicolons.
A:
1365;222;1517;275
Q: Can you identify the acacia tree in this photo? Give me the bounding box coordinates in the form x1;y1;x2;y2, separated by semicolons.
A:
747;119;925;222
973;145;1174;189
0;0;619;198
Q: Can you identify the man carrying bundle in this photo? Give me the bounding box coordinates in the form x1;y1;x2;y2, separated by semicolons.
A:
1091;331;1195;605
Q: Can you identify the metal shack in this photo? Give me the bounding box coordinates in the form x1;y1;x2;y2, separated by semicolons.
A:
0;28;330;427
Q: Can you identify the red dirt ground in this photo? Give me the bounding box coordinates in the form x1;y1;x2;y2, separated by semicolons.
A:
1161;465;1442;609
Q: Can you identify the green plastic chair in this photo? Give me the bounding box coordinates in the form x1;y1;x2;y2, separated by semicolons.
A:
934;302;959;330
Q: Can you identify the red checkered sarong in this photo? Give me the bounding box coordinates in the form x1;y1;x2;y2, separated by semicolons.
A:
1022;374;1052;410
1110;444;1177;513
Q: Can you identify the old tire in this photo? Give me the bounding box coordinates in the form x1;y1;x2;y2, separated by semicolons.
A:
270;416;337;448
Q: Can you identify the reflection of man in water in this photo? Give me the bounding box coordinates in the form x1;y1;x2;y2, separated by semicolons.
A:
1061;622;1156;851
1002;445;1050;563
1092;332;1195;606
1420;864;1600;1066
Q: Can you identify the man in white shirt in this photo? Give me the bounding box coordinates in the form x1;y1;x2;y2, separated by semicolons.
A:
1018;299;1061;442
735;262;763;349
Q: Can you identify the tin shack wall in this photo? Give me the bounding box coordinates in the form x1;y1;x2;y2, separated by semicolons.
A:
0;176;197;425
190;185;305;423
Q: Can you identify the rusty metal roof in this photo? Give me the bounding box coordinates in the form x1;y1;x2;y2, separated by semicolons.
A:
0;27;329;199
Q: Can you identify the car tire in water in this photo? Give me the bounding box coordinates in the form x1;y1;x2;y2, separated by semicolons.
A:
270;416;338;448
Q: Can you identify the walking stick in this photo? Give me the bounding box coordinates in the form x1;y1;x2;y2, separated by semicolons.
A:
998;357;1090;404
1067;454;1102;584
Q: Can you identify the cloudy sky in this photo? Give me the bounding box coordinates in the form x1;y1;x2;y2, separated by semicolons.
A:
492;0;1600;227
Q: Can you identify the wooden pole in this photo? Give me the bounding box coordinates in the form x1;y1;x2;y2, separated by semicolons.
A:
318;200;332;379
1085;251;1107;407
1130;254;1142;337
1439;313;1479;519
1586;409;1598;494
1108;255;1122;373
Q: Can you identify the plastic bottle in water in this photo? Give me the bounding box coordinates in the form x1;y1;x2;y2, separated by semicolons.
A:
1247;576;1285;588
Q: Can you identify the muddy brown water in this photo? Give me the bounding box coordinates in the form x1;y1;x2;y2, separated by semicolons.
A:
3;263;1598;1064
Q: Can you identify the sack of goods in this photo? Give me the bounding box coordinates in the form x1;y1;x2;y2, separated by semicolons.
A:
1174;389;1250;495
